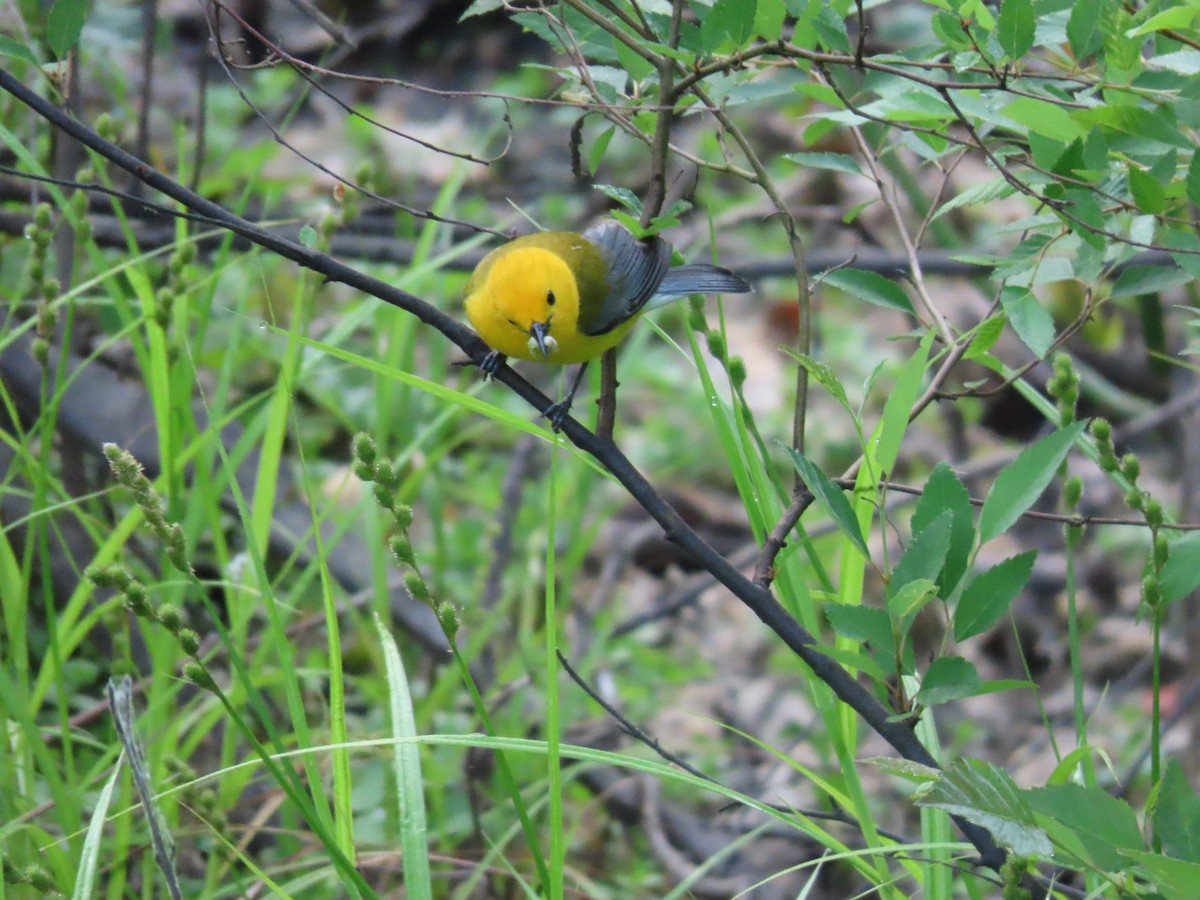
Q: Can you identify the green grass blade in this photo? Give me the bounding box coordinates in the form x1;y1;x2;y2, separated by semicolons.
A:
375;614;433;899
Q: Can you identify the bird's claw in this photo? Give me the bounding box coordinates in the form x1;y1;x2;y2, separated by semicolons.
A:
542;399;572;433
479;351;505;380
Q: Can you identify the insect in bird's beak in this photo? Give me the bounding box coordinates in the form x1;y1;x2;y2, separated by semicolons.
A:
527;321;557;359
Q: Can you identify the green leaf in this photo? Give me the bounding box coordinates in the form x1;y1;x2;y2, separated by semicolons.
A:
1123;852;1200;900
0;34;39;64
48;0;89;58
587;126;616;178
1062;188;1107;250
1075;105;1192;149
1025;785;1142;871
955;550;1036;641
964;314;1006;361
1161;531;1200;604
298;224;318;247
783;150;862;176
813;643;889;682
787;449;868;556
813;3;850;53
1128;4;1200;37
915;656;982;706
871;331;935;476
754;0;787;40
1155;760;1200;862
822;268;914;314
824;603;891;648
785;352;852;414
1127;164;1165;214
460;0;505;18
934;175;1017;221
1067;0;1105;58
593;183;642;214
932;10;972;50
707;0;757;45
997;0;1036;58
888;578;938;625
1109;264;1193;299
1187;152;1200;208
868;757;942;783
891;512;952;597
917;758;1053;857
979;422;1087;544
1003;97;1083;142
911;463;976;595
1000;287;1055;358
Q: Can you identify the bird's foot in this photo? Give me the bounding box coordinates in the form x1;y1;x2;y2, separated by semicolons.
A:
479;351;505;380
542;399;573;433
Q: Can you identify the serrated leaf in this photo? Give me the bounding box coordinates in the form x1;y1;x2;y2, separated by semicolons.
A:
754;0;787;40
813;643;889;682
997;0;1036;58
979;422;1086;544
787;449;869;556
1025;784;1142;870
1075;104;1192;149
911;463;975;594
1063;188;1107;250
460;0;505;18
593;184;642;214
915;656;981;706
298;224;318;247
786;351;852;413
1003;97;1083;142
918;758;1053;857
1188;153;1200;208
813;3;849;53
888;578;938;624
866;757;942;782
1154;760;1200;862
1161;531;1200;604
955;550;1036;641
999;287;1055;358
1127;164;1165;214
1109;264;1192;299
965;314;1006;361
934;175;1018;221
784;150;862;175
48;0;89;58
822;268;914;313
1128;5;1200;37
1124;852;1200;900
891;513;952;597
707;0;756;45
824;603;891;647
1067;0;1105;58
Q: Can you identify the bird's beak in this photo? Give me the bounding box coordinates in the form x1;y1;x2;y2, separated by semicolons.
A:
528;321;556;359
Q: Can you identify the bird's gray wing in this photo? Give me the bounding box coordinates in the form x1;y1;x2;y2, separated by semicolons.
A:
578;222;672;336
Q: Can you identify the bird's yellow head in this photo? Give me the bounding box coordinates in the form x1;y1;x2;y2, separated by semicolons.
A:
465;245;582;363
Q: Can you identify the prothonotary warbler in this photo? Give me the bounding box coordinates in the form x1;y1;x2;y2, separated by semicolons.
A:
465;221;751;429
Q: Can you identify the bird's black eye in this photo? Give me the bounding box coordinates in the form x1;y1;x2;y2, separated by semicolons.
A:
546;290;556;306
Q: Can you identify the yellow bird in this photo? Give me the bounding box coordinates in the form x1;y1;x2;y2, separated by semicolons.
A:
465;221;751;428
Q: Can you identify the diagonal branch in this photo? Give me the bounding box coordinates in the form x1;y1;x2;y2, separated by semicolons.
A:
0;68;1006;872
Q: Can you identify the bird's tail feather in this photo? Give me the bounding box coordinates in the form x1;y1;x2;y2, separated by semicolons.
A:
650;264;752;307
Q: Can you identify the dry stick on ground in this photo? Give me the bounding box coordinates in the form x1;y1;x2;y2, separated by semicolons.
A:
0;69;1007;872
